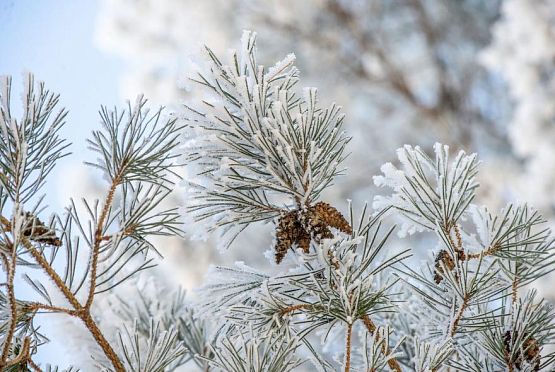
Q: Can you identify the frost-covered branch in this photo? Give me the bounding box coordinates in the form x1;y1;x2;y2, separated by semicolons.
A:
0;75;184;370
374;142;555;370
183;31;350;253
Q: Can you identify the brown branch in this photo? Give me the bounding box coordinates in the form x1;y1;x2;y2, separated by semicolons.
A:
0;215;125;371
361;315;402;372
450;295;469;337
85;174;121;310
28;358;43;372
504;348;515;372
79;311;124;369
27;302;76;315
279;306;401;371
25;239;124;370
0;251;17;366
279;304;312;316
4;336;30;368
445;223;503;261
100;225;137;242
24;240;82;310
344;322;352;372
512;277;518;304
26;240;125;371
466;242;501;260
3;336;42;372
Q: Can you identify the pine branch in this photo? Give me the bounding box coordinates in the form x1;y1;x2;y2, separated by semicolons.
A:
86;172;120;310
183;31;350;248
0;75;184;370
12;218;125;370
0;251;17;366
361;316;402;371
344;322;352;372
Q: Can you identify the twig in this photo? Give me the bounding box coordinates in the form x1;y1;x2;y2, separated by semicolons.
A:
4;336;31;367
466;243;501;259
25;239;124;370
450;295;469;337
344;322;352;372
28;358;44;372
361;315;402;372
85;173;121;310
512;276;518;304
27;302;76;315
504;343;515;372
0;251;17;366
24;239;82;310
0;215;125;371
279;303;312;316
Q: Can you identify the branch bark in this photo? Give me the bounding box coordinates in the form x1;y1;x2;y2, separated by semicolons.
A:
344;322;352;372
85;174;121;309
450;295;469;337
0;249;17;367
0;215;125;371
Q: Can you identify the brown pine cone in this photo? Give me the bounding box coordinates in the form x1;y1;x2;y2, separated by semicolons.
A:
273;202;352;264
523;336;541;371
308;202;352;235
433;249;455;284
296;230;311;254
275;210;300;264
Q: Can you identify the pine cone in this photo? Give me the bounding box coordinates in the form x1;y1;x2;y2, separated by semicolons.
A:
523;336;541;371
275;211;300;264
297;230;311;254
273;202;352;264
504;331;540;371
22;212;61;247
433;249;455;284
304;206;333;243
308;202;352;235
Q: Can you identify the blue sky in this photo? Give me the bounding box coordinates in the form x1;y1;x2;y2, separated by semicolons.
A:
1;0;124;366
1;0;123;209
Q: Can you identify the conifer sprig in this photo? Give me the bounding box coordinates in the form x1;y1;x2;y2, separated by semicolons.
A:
0;75;184;371
183;31;350;246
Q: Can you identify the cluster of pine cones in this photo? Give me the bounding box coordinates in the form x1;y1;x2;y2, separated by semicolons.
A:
503;330;540;371
273;202;352;263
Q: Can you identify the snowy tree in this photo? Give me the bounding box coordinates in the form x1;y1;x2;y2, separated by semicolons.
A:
4;1;555;369
167;32;555;371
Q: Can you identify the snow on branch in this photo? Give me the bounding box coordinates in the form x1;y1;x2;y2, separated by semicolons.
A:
182;31;350;250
